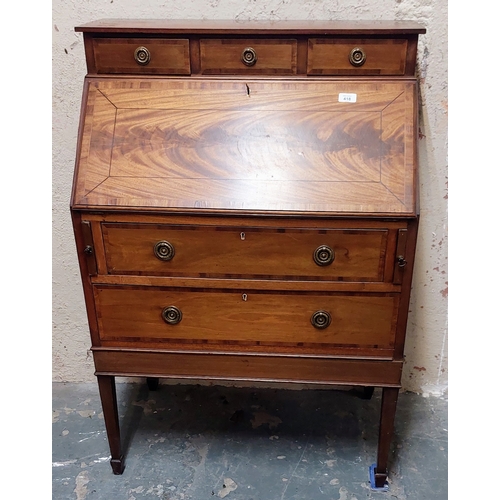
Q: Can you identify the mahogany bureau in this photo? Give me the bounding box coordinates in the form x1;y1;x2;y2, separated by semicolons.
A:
70;19;425;488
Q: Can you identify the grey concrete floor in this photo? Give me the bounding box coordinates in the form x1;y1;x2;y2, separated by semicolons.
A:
52;381;447;499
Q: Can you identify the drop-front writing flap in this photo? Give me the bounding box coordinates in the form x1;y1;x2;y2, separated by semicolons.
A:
72;78;417;215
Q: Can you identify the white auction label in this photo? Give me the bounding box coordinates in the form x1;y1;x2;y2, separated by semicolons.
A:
338;93;357;103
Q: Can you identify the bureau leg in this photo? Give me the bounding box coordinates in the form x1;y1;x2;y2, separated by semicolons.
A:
362;386;375;400
97;375;125;474
146;377;160;391
374;387;399;488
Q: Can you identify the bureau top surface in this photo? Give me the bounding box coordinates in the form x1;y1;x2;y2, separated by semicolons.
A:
71;78;418;216
75;19;426;35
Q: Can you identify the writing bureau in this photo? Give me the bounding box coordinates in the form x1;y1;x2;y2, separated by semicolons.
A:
70;20;425;488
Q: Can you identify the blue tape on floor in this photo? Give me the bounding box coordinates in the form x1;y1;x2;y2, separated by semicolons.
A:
369;464;389;491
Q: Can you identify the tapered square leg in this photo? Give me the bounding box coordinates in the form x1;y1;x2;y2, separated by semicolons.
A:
97;375;125;474
374;387;399;488
146;377;160;391
361;386;375;400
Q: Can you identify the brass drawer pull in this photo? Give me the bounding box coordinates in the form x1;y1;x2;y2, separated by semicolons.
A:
397;255;407;268
349;47;366;67
241;47;258;66
134;46;151;65
313;245;335;266
162;306;182;325
311;310;331;329
154;240;175;261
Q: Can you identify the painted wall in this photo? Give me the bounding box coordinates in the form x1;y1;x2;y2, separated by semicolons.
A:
52;0;448;396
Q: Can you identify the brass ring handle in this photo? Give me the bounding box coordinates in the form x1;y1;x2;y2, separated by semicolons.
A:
313;245;335;266
349;47;366;67
154;240;175;261
311;310;331;329
241;47;258;66
397;255;408;268
162;306;182;325
134;46;151;65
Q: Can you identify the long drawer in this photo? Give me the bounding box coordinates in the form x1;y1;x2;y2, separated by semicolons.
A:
100;223;389;281
94;285;398;349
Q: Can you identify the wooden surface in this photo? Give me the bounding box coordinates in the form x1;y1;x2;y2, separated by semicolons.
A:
75;19;426;35
85;35;419;77
200;39;297;74
93;38;190;75
78;20;425;78
101;223;388;281
72;78;417;215
94;285;398;348
97;376;124;474
375;387;400;486
92;350;403;387
307;38;408;75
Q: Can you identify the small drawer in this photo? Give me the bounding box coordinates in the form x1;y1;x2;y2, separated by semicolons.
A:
101;223;389;282
94;285;398;349
307;38;408;75
200;39;297;74
92;38;190;74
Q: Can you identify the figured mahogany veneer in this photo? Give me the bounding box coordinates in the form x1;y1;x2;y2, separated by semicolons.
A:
73;79;417;214
71;20;425;488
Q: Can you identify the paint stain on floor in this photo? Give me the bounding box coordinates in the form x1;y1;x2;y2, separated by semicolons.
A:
73;471;89;500
217;478;237;498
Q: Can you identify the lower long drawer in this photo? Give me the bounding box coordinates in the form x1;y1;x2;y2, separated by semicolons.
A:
92;349;403;387
94;285;398;350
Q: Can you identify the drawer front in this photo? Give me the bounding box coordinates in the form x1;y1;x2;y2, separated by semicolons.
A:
307;38;407;75
200;39;297;74
93;38;190;74
94;286;398;349
101;224;388;281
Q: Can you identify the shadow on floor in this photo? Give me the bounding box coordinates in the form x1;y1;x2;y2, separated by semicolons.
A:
52;381;447;499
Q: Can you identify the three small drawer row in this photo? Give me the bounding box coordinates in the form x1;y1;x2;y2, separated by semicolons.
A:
91;37;409;75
